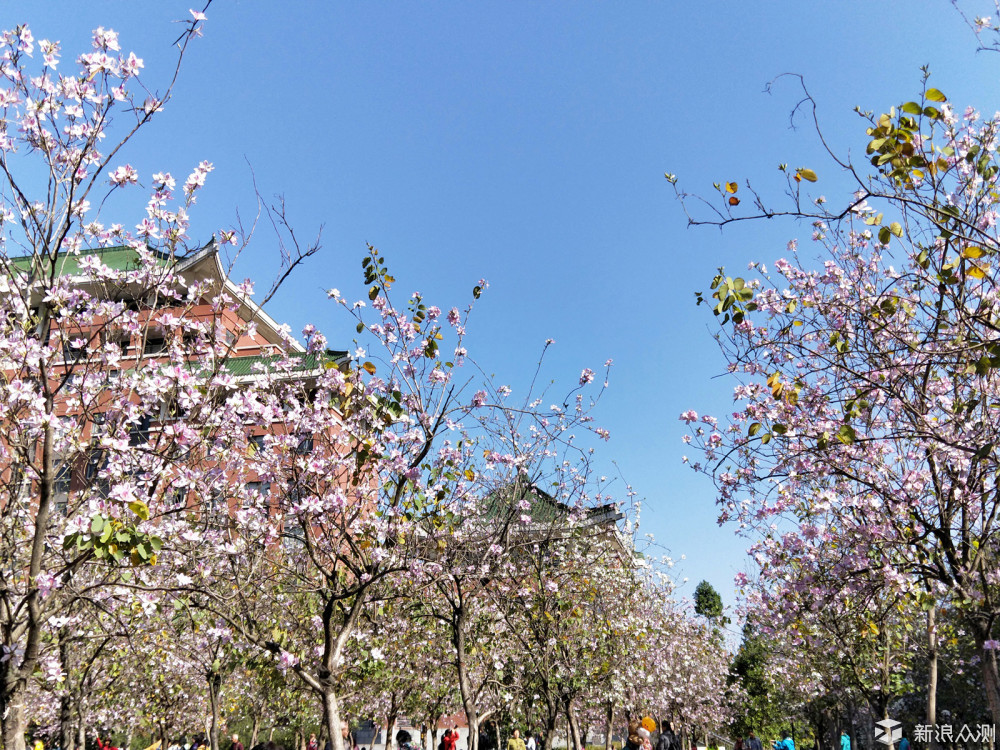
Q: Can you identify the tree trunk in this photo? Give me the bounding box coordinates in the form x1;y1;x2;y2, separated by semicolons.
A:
970;618;1000;728
565;699;582;750
603;704;613;750
1;690;27;750
323;690;347;750
386;703;400;750
61;694;76;750
76;714;86;750
425;716;441;750
251;717;260;750
926;606;938;750
207;672;223;750
454;615;479;750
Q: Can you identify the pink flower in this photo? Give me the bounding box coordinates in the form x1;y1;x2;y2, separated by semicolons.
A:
109;164;138;186
190;9;207;21
579;368;595;386
679;410;699;424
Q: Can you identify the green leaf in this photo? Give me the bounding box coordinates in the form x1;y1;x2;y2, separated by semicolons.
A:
91;516;105;534
878;226;891;245
837;424;857;445
797;168;818;182
748;422;761;436
925;88;947;102
901;102;922;115
889;222;903;237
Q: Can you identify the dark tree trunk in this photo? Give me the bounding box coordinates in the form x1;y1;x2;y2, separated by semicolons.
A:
454;612;479;750
61;693;76;750
603;703;613;750
1;688;27;750
971;618;1000;729
251;717;261;749
207;672;223;750
564;698;582;750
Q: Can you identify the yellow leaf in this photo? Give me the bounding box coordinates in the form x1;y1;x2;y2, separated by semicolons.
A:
797;168;818;182
725;181;738;194
464;469;475;481
962;246;987;259
728;196;740;206
362;361;376;375
968;265;988;279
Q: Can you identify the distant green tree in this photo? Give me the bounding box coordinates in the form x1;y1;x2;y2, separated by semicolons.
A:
728;626;789;741
694;581;724;620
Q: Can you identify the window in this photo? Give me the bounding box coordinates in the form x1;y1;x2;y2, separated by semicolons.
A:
143;335;167;356
244;481;270;509
62;340;85;363
53;461;72;514
84;449;105;481
207;489;225;516
90;412;108;440
283;518;305;549
104;330;131;355
294;433;314;455
248;435;267;454
129;413;152;445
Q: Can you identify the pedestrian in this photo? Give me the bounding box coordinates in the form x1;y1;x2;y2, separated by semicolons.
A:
397;732;415;750
897;737;909;750
341;722;354;750
308;735;319;750
656;722;675;750
526;735;536;750
625;722;643;750
444;730;457;750
507;732;526;750
840;732;850;750
772;732;794;750
231;735;245;750
745;732;762;750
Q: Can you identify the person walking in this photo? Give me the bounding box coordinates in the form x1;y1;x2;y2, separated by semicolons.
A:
840;732;850;750
507;732;526;750
231;735;245;750
772;732;794;750
656;722;675;750
745;733;762;750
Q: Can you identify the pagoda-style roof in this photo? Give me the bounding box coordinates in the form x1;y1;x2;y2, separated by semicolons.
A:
6;242;306;353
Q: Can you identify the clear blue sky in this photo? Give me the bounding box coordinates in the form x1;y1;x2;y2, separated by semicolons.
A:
9;1;1000;619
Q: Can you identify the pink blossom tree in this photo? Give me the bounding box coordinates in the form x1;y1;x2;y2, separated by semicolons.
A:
679;80;1000;725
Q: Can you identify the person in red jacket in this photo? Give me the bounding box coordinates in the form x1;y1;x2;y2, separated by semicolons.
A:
443;729;457;750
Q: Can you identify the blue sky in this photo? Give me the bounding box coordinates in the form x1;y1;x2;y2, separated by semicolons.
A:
9;1;1000;618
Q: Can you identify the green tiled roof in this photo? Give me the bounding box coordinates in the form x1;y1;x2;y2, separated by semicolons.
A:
484;483;618;524
213;350;349;377
8;245;173;277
